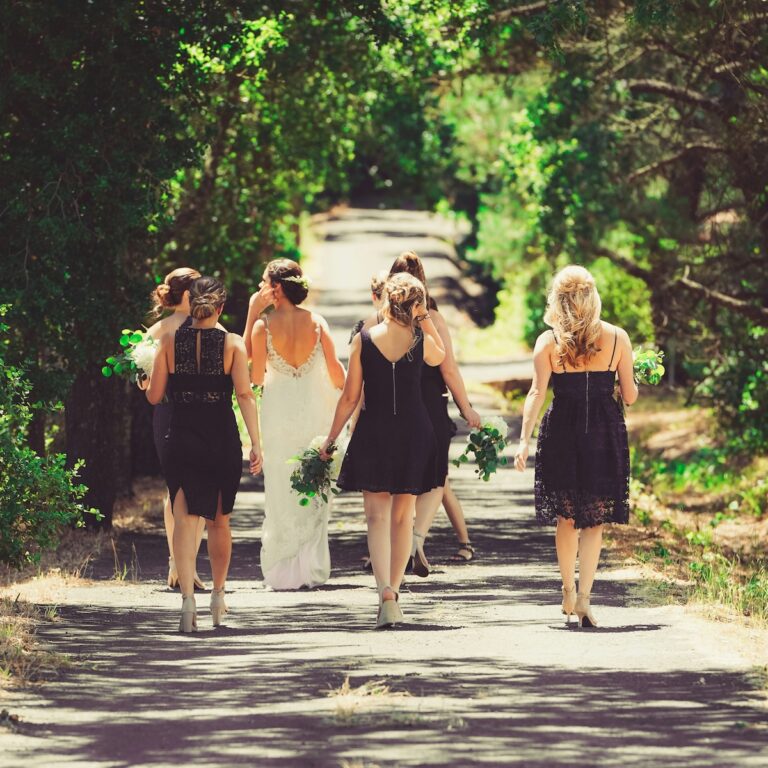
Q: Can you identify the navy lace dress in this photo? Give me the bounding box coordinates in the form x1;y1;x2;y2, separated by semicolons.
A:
534;331;630;529
338;327;438;495
162;326;242;520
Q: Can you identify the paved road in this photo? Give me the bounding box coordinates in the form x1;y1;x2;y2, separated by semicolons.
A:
3;209;766;767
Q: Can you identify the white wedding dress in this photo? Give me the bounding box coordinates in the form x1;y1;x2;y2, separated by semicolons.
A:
259;324;340;589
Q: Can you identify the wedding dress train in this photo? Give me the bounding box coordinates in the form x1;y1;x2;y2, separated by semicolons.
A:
259;326;340;589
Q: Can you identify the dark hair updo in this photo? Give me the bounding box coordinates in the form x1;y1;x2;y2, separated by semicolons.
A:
389;251;437;310
189;276;227;320
265;258;309;305
150;267;201;317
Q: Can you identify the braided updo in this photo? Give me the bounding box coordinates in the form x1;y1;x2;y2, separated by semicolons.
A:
189;276;227;320
265;258;309;305
544;265;602;369
383;273;426;330
150;267;201;317
389;250;437;310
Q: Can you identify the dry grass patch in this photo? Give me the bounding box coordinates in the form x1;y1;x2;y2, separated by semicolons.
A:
0;596;73;688
328;676;411;723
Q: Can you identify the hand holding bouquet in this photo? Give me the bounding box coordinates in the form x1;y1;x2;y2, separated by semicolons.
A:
289;435;345;506
453;415;508;482
102;329;158;382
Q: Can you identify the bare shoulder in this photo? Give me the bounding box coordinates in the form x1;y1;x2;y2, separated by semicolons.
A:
252;318;267;334
226;333;247;352
534;329;556;351
361;312;379;331
349;332;363;354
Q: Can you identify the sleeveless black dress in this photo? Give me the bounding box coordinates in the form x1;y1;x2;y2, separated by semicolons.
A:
337;327;438;495
534;330;630;529
162;326;242;520
152;316;192;469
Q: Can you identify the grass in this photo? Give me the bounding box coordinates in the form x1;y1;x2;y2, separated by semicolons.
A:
328;676;411;723
0;595;73;688
614;390;768;624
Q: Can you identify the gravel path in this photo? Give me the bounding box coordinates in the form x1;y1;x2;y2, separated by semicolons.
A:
2;209;766;767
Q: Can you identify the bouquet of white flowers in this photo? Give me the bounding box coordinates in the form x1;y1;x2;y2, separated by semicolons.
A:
102;329;158;381
289;435;345;506
452;415;508;482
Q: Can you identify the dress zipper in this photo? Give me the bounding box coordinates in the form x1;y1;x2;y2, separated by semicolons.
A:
392;362;397;415
585;370;590;434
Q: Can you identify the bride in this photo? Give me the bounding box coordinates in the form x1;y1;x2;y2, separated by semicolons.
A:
246;259;345;589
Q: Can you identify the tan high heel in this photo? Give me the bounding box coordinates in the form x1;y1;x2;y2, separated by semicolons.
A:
376;587;399;629
210;588;228;627
193;572;206;591
167;557;179;589
179;595;197;633
412;532;430;578
575;593;598;629
561;585;577;622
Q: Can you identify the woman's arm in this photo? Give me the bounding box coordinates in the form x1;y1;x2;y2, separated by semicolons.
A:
250;320;268;387
514;331;554;471
243;285;275;359
418;311;446;367
315;314;346;389
320;334;364;456
615;327;639;406
230;335;263;475
432;311;481;428
145;335;171;405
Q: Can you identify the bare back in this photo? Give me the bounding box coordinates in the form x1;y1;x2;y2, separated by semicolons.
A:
548;321;622;373
265;307;321;368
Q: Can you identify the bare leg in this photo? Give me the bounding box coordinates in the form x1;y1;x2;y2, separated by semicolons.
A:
205;497;232;592
412;486;444;567
576;524;603;596
555;516;578;590
164;494;174;556
391;494;416;593
363;491;393;595
171;490;199;597
442;480;470;545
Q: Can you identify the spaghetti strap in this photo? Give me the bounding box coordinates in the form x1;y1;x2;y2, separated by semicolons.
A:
607;328;618;371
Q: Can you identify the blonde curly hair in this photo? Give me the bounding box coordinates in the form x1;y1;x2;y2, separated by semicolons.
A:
383;272;426;331
544;265;602;369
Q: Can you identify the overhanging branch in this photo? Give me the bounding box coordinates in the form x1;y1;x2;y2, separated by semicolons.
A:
628;143;725;182
494;2;552;21
627;79;725;116
680;269;768;324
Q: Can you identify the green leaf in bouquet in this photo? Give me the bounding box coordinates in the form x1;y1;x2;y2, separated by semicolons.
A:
321;493;328;503
121;329;132;335
114;362;124;374
307;490;315;498
129;332;143;344
299;497;310;507
101;366;113;377
459;453;469;463
106;356;117;365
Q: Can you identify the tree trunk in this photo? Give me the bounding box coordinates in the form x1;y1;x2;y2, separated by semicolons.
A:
27;410;46;455
65;372;132;528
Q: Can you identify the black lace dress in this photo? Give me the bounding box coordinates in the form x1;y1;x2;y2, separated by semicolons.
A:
534;332;630;528
162;326;242;520
337;327;439;495
152;316;192;468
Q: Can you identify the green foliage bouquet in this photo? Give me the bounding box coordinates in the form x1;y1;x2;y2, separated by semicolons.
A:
452;416;508;482
633;348;665;386
289;436;344;506
102;329;158;381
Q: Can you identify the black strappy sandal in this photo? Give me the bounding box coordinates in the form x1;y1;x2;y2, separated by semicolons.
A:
451;542;476;563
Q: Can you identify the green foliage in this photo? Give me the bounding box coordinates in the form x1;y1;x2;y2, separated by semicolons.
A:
634;349;665;386
453;417;508;481
289;445;339;506
0;307;96;568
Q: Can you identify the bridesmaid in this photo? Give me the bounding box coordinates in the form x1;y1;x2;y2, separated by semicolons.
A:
144;267;205;590
147;277;263;632
321;273;445;628
514;265;637;628
387;252;482;572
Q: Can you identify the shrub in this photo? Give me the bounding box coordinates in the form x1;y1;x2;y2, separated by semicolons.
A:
0;307;96;568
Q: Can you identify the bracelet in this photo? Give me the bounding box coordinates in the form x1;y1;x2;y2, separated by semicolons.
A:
415;313;430;323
